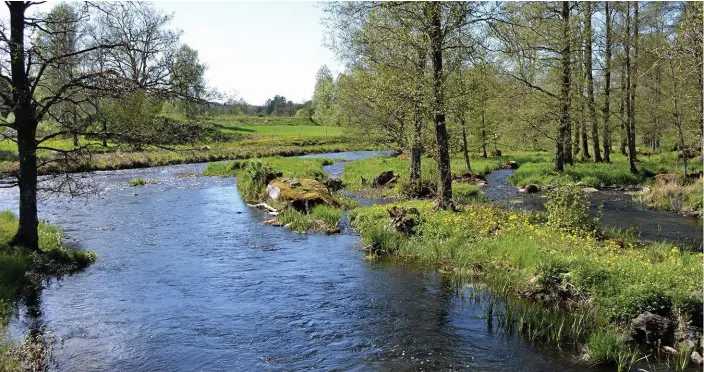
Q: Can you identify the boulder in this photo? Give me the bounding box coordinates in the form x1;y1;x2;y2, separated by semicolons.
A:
267;178;337;212
630;312;674;347
520;184;539;193
373;171;398;188
691;351;704;367
581;187;599;193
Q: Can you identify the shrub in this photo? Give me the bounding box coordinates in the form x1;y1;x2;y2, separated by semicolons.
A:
237;160;277;202
545;184;599;235
128;178;148;187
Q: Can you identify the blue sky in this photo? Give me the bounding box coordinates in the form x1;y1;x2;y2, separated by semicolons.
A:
157;2;343;105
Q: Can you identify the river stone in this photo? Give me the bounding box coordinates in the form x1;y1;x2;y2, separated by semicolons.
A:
581;187;599;193
630;312;674;347
267;178;337;212
521;184;539;193
266;184;281;200
691;351;704;366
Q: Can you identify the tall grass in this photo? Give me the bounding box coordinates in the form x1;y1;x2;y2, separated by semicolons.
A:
277;205;343;233
640;177;702;215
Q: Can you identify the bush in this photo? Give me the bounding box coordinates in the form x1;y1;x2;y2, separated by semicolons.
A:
237;160;277;202
128;178;148;187
545;184;599;235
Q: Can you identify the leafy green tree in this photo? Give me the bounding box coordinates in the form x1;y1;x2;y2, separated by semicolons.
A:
311;65;336;125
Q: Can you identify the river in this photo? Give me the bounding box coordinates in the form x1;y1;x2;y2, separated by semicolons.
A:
3;151;697;371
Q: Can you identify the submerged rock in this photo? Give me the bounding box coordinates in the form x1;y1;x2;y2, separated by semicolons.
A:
691;351;704;366
519;184;539;193
267;178;337;212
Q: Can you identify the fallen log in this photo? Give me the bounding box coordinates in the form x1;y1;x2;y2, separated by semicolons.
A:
247;202;279;213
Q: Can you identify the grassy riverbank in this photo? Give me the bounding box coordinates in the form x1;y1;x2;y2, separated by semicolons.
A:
508;152;702;188
0;212;96;370
349;192;702;369
206;156;352;233
639;177;703;217
0;115;374;175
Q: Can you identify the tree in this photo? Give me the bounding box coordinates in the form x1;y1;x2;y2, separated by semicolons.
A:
0;2;205;251
170;44;206;119
311;65;336;125
555;1;572;172
494;1;574;171
601;1;613;163
624;1;639;174
584;2;602;162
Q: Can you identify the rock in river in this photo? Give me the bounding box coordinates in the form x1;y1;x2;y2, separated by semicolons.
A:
267;178;337;212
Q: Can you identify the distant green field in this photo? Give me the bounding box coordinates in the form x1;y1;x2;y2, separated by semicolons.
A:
207;115;318;127
217;124;344;137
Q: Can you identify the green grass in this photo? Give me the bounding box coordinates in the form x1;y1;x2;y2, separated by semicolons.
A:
341;155;508;194
348;198;702;367
453;182;482;204
508;152;701;188
128;177;148;187
639;177;703;216
203;115;320;127
277;205;343;233
204;156;336;180
0;114;370;174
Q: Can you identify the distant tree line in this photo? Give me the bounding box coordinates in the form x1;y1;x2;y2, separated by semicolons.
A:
205;95;310;118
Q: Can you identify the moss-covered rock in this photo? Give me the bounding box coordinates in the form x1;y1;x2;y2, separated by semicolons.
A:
266;178;337;212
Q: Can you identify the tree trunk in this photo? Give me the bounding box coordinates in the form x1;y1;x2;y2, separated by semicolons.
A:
555;1;571;172
461;116;471;172
481;114;488;158
427;2;453;209
72;106;79;147
9;2;39;251
409;50;425;189
602;1;612;163
625;1;638;174
619;63;627;155
102;119;108;147
577;34;589;160
669;58;687;178
585;2;602;162
565;103;573;164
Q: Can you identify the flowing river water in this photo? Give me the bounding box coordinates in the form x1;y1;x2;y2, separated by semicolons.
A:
2;151;700;371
